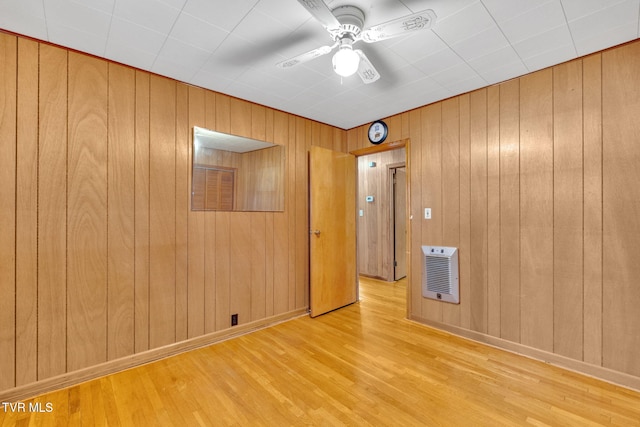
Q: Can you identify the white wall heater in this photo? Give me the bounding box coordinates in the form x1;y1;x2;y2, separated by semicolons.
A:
421;246;459;304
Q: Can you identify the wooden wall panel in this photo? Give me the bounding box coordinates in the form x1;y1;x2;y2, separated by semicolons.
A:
553;60;584;360
175;83;189;343
0;32;17;391
602;42;640;377
134;71;150;353
148;75;177;348
487;86;500;337
273;111;290;316
440;98;461;326
458;94;471;330
2;34;341;398
215;212;231;331
230;213;252;325
38;44;68;379
214;94;231;331
187;86;206;337
361;40;640;387
469;89;488;334
582;54;603;366
519;69;554;352
408;109;422;317
420;104;443;322
15;37;39;387
67;52;109;371
287;117;297;311
264;110;276;318
107;63;136;360
251;214;267;321
295;117;309;309
498;79;520;343
204;91;218;334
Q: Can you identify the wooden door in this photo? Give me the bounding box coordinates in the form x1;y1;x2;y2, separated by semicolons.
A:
393;167;407;280
309;146;357;317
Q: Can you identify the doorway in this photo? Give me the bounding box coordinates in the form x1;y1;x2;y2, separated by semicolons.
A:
355;147;407;282
308;140;411;318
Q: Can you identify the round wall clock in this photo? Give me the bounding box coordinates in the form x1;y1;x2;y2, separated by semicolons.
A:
368;120;388;145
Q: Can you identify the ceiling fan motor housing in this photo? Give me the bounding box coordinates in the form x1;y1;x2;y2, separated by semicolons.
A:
331;5;365;39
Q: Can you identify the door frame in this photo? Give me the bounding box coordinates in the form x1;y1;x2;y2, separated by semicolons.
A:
350;138;411;317
388;163;407;281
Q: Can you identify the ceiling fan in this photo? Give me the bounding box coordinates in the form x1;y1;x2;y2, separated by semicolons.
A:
276;0;437;84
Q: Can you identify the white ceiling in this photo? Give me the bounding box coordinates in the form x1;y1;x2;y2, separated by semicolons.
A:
1;0;639;129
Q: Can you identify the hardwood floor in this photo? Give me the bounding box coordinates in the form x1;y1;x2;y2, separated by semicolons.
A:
2;277;640;426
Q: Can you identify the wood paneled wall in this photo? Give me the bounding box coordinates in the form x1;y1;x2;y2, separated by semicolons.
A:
348;40;640;382
357;149;406;280
0;32;345;395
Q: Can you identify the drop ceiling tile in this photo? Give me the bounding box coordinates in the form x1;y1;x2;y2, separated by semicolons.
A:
468;46;528;82
560;0;634;21
155;36;211;73
233;9;291;43
158;0;188;9
224;80;289;109
481;0;555;23
430;62;486;89
434;1;496;45
106;17;167;56
573;21;639;56
113;0;181;34
104;41;157;71
169;12;229;52
254;0;312;30
183;0;259;32
477;60;529;85
413;48;464;76
262;62;331;91
235;68;307;100
451;25;509;62
152;56;200;83
513;25;575;60
45;0;112;42
522;42;576;72
189;67;234;93
443;74;487;95
47;24;108;57
0;1;47;40
568;0;639;47
498;1;568;44
385;30;449;63
70;0;115;15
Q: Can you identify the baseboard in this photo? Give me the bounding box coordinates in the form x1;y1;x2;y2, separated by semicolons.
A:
409;314;640;393
0;308;308;402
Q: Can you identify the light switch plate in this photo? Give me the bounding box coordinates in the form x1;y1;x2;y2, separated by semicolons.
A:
424;208;431;219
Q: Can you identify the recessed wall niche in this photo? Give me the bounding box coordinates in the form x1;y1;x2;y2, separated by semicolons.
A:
192;126;285;212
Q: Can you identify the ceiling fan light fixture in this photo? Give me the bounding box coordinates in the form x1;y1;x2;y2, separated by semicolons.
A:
332;45;360;77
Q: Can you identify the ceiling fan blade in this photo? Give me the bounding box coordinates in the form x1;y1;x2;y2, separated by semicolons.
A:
355;50;380;84
361;9;436;43
296;0;341;33
276;44;335;69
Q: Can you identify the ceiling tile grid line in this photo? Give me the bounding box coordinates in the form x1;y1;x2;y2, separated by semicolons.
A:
1;0;639;129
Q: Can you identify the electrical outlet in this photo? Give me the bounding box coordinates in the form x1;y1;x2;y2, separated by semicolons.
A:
231;313;238;326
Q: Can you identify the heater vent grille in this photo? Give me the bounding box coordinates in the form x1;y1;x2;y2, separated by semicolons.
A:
422;246;459;304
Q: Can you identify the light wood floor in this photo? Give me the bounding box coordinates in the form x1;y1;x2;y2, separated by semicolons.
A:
2;277;640;426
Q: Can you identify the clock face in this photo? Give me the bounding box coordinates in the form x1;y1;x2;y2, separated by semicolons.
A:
368;121;388;144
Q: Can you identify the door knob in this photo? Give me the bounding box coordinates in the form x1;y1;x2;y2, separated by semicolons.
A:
310;229;321;236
